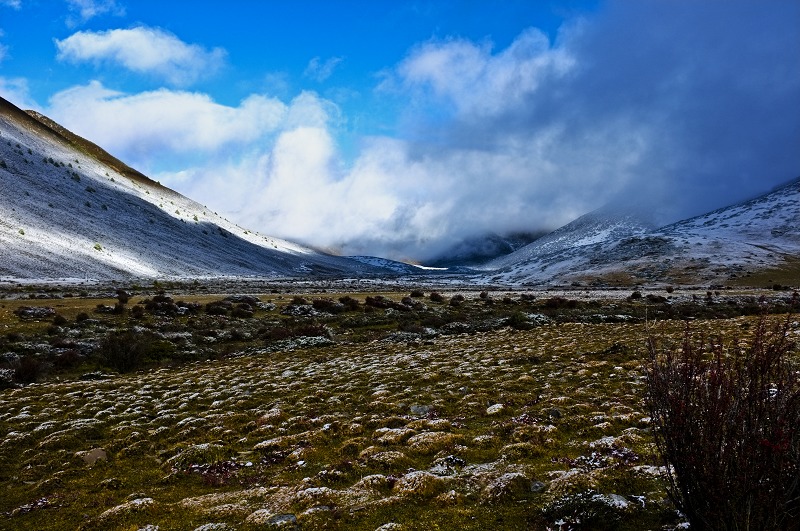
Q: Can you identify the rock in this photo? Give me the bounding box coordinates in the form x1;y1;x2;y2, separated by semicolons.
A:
293;486;339;508
392;471;448;499
100;477;122;490
267;514;299;528
486;403;505;415
500;442;541;459
77;447;107;465
407;432;459;455
429;455;466;476
547;408;563;420
359;447;411;469
245;509;275;525
350;474;395;499
373;427;416;445
193;524;231;531
375;524;403;530
409;404;432;416
482;472;536;502
98;497;155;522
167;443;228;470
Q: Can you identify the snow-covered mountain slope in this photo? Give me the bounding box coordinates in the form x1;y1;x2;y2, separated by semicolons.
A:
481;178;800;286
0;97;387;281
484;206;655;272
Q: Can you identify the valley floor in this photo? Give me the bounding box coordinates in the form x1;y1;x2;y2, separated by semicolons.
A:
1;286;797;530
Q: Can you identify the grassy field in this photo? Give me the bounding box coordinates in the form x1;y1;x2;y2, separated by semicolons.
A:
0;285;797;530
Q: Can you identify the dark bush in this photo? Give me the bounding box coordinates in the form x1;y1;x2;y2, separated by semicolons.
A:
231;303;254;318
506;312;533;330
544;296;577;309
365;296;391;309
338;296;361;312
53;349;81;370
429;292;445;303
312;298;345;314
75;312;90;322
143;294;179;316
264;322;330;341
176;301;202;315
289;296;309;306
14;356;47;383
409;290;425;298
206;300;232;316
646;316;800;529
96;331;156;373
52;314;68;326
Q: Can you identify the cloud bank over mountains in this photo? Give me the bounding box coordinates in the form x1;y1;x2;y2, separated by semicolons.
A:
2;1;799;261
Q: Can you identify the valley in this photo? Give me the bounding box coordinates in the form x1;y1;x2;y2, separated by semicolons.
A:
1;283;797;529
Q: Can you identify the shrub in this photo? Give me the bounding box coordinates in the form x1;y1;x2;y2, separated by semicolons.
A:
312;298;345;314
264;322;330;341
338;296;361;312
14;356;47;383
646;316;800;529
96;331;156;373
429;292;445;303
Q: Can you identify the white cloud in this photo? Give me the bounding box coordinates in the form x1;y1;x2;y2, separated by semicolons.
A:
0;0;21;9
66;0;124;23
304;56;343;82
0;77;36;109
390;27;576;118
47;81;287;162
55;26;226;85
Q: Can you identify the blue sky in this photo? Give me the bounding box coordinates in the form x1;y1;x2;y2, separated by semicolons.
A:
1;0;798;260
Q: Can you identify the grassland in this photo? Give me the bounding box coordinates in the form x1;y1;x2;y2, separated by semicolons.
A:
0;284;797;530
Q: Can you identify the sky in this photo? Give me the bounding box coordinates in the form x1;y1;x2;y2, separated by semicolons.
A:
1;0;798;262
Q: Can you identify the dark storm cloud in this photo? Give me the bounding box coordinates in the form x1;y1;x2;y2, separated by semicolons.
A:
393;0;800;238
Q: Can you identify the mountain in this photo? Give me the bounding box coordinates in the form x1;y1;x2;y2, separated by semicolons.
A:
0;97;390;281
481;178;800;286
424;231;544;268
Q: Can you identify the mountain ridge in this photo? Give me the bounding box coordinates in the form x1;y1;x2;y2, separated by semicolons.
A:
0;96;395;281
481;176;800;286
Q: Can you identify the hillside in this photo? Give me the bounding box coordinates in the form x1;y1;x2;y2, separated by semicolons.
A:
0;97;390;281
482;178;800;286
